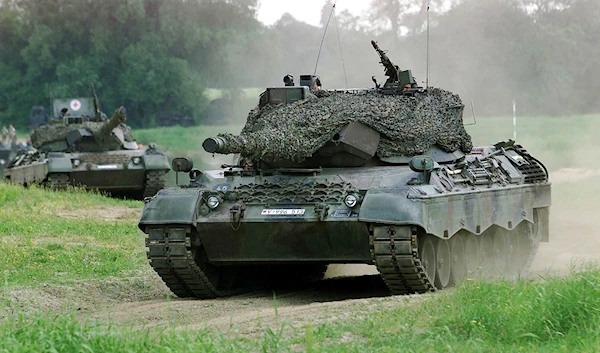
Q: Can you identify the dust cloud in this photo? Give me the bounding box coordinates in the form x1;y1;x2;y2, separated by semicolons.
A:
530;169;600;276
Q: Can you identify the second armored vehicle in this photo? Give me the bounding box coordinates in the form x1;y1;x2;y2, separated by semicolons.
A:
4;89;170;199
139;41;551;298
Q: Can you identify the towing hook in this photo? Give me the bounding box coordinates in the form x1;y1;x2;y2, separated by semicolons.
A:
314;203;330;222
230;204;246;229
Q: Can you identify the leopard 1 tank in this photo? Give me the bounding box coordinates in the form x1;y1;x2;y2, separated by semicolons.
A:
139;41;551;298
4;87;170;199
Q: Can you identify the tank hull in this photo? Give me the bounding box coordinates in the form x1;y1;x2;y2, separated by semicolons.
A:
4;148;170;199
140;143;551;298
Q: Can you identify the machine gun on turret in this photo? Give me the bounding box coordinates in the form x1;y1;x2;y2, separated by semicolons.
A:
371;40;418;92
371;40;399;86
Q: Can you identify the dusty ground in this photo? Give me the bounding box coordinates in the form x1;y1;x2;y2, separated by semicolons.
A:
5;167;599;336
56;205;142;221
529;168;600;275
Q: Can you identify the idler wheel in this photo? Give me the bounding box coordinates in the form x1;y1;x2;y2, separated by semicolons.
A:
449;231;467;286
435;238;451;289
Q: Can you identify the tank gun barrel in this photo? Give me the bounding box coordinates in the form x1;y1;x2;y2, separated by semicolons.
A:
99;106;126;137
202;135;248;155
203;137;227;153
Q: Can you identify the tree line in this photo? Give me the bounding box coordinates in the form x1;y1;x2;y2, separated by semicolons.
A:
1;0;598;129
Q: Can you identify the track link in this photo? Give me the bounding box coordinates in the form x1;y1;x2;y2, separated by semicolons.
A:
370;225;436;294
143;170;167;198
145;225;220;299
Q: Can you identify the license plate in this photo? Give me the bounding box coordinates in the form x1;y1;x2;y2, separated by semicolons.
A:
96;164;119;170
261;209;305;216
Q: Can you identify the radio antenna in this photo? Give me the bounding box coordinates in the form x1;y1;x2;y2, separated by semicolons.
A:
333;8;349;88
314;1;336;75
426;0;430;89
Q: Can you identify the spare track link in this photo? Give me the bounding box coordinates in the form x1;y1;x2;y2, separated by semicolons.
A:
143;170;167;198
512;144;548;183
145;225;219;299
370;225;436;294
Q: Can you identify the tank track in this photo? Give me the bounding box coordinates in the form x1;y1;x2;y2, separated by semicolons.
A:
143;170;167;198
371;220;543;294
370;225;436;294
145;225;223;299
46;173;69;190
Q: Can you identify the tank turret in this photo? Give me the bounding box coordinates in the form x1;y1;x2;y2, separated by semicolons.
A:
201;90;471;169
199;40;472;170
203;121;381;168
31;105;134;153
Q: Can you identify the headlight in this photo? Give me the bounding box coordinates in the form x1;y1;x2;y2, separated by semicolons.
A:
132;157;141;165
207;196;220;209
72;159;80;167
344;194;358;208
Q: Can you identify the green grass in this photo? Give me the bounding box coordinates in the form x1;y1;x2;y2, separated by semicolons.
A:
0;313;250;353
1;270;599;352
306;270;600;352
0;183;143;286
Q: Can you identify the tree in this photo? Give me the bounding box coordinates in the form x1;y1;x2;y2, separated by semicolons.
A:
0;0;266;127
367;0;455;41
510;0;575;20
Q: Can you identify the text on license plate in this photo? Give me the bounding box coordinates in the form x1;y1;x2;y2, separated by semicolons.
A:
96;164;119;170
261;209;305;216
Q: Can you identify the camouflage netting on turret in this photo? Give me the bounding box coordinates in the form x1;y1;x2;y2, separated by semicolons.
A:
216;88;473;163
30;108;133;149
31;121;104;149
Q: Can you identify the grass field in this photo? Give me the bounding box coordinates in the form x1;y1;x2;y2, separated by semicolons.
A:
1;114;599;352
0;276;595;353
0;186;143;287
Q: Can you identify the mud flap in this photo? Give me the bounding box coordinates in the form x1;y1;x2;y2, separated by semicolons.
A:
536;207;550;242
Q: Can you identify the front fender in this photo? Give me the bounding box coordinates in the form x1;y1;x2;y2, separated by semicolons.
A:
138;188;202;229
358;189;426;228
142;154;170;170
47;156;73;173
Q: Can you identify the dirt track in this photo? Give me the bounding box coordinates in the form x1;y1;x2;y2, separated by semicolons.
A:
7;168;600;335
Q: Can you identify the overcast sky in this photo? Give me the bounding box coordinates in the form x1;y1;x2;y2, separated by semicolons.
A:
256;0;369;27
